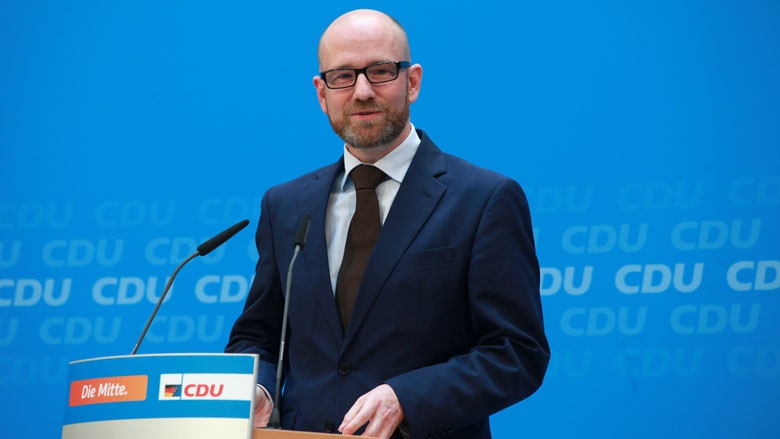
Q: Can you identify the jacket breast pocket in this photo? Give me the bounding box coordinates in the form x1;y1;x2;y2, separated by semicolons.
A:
395;246;455;271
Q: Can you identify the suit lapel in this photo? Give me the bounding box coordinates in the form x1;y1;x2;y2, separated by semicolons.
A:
343;134;448;347
297;159;345;346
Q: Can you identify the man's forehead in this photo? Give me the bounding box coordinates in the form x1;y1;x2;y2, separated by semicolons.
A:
320;43;403;70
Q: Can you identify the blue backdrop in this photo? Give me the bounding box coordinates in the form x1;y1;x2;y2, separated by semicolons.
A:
2;1;778;438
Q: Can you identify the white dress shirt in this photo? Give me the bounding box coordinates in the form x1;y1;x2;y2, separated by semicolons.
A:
325;125;421;294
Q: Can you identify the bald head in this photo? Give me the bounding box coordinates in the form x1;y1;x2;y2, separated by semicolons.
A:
318;9;411;69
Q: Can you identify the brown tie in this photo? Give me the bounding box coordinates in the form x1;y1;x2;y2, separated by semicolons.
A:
336;164;387;332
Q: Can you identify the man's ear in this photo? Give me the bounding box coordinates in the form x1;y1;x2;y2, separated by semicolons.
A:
313;75;329;114
407;64;422;104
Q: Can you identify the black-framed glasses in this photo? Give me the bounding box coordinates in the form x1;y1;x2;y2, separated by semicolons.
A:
320;61;411;89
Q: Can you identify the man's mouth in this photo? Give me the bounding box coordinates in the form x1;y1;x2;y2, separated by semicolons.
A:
351;110;381;119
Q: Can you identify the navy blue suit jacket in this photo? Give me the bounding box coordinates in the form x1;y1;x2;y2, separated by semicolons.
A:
226;130;549;439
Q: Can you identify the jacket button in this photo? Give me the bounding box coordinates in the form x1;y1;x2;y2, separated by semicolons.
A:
338;362;351;375
324;420;335;432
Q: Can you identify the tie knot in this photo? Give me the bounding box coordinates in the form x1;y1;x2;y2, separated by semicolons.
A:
351;165;386;190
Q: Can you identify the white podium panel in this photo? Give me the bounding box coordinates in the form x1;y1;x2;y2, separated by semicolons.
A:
62;353;258;439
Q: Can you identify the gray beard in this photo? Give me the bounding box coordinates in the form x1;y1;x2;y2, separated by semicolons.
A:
329;99;410;150
340;117;405;149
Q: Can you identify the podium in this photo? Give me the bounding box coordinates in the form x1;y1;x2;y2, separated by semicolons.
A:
63;353;359;439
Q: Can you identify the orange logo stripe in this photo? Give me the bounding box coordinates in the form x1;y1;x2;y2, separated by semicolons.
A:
69;375;148;406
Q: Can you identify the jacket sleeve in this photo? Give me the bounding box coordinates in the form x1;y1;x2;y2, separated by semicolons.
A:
225;190;284;392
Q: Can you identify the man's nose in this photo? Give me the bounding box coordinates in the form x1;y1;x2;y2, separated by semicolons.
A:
352;73;376;100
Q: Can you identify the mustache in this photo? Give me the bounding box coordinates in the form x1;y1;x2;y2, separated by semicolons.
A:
345;101;387;114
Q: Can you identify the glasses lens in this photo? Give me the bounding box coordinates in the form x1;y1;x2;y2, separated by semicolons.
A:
326;70;357;88
366;63;399;83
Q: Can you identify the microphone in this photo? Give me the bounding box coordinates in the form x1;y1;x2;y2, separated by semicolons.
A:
130;219;250;355
198;219;251;256
292;213;311;250
268;213;311;429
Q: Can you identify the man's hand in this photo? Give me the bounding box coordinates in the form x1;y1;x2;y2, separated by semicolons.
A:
253;386;273;428
339;384;405;438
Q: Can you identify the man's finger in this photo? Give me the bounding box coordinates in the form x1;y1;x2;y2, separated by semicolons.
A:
254;386;273;428
339;384;404;438
339;396;372;435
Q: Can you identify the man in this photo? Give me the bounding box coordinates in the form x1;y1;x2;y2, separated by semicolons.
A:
226;9;549;439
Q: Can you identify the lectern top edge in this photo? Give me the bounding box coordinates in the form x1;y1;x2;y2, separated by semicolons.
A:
69;352;258;365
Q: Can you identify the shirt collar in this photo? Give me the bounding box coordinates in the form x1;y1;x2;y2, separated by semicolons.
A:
339;123;421;190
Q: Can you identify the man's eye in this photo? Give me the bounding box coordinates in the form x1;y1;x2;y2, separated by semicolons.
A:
332;71;354;81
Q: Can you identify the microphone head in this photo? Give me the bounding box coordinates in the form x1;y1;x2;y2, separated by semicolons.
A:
293;213;311;250
197;219;250;256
